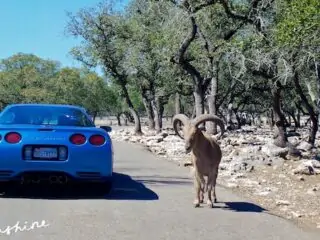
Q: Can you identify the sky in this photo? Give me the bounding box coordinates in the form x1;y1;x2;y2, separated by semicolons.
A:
0;0;129;75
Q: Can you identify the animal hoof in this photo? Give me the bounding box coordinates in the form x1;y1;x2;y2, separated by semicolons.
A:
207;200;214;208
199;199;204;203
214;198;217;203
193;200;200;207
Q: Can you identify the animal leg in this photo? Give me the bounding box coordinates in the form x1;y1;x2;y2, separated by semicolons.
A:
199;186;204;203
193;175;201;207
212;168;218;203
206;174;214;208
199;176;205;203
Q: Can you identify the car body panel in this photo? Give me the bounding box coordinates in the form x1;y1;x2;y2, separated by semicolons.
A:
0;104;113;183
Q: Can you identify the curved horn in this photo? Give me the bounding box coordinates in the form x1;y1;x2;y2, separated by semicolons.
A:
172;114;190;139
191;114;225;137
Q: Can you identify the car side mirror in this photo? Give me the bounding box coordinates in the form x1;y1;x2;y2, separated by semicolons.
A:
100;125;112;132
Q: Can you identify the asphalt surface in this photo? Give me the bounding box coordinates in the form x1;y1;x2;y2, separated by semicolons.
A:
0;141;319;239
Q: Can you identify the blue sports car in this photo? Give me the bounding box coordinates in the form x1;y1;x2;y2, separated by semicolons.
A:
0;103;113;192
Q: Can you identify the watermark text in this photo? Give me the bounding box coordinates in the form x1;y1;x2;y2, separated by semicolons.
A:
0;220;49;235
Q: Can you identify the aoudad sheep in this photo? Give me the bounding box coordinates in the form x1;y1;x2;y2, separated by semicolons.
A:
173;114;225;208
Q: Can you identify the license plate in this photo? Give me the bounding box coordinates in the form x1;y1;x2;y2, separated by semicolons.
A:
33;147;58;159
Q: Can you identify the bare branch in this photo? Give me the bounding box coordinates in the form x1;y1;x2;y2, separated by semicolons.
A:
171;16;197;64
191;0;217;13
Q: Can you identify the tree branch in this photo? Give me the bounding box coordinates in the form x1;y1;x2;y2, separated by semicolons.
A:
171;16;197;64
191;0;217;13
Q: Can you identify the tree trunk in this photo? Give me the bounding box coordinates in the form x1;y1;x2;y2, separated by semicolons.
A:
314;61;320;145
175;92;181;115
121;84;142;135
191;105;196;118
269;108;274;128
235;114;242;129
251;112;256;125
305;117;311;127
207;75;218;134
157;98;164;129
284;115;290;127
226;103;233;129
193;82;205;128
151;99;161;133
297;109;301;127
289;111;299;128
256;114;262;126
193;84;205;118
272;82;287;148
170;15;205;121
92;112;97;123
309;116;318;145
293;70;318;146
116;113;121;126
120;113;128;126
142;95;155;130
124;111;134;123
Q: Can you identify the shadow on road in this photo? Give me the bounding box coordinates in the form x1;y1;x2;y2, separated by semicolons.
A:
0;172;159;201
189;201;266;213
214;201;267;213
139;179;192;185
127;176;266;213
135;175;193;186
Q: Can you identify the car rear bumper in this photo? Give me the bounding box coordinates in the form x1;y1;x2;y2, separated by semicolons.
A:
0;171;113;184
0;138;114;183
0;155;113;182
0;174;113;184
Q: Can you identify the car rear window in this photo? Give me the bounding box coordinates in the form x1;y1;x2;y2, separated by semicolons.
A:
0;105;94;127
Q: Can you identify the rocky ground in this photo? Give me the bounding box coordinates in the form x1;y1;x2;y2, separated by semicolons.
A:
107;123;320;231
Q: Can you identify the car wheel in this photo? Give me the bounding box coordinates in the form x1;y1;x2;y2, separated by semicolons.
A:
94;180;113;195
104;180;113;194
0;182;10;194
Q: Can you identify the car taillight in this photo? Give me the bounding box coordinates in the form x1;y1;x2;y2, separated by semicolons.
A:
5;132;22;144
89;135;105;146
70;134;86;145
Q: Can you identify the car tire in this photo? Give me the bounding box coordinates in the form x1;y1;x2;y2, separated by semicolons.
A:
104;180;113;194
0;181;10;194
94;180;113;195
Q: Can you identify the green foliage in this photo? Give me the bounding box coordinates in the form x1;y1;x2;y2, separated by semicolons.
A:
2;0;319;130
63;0;319;124
275;0;320;48
127;85;145;114
0;53;120;116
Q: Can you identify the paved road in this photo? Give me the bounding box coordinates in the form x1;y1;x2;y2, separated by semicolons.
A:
0;141;319;239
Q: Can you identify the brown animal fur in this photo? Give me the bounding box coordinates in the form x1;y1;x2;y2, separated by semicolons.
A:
173;114;225;208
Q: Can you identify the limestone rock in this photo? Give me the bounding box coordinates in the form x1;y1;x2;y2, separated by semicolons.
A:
296;141;313;151
261;144;289;158
292;160;320;175
276;200;290;206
